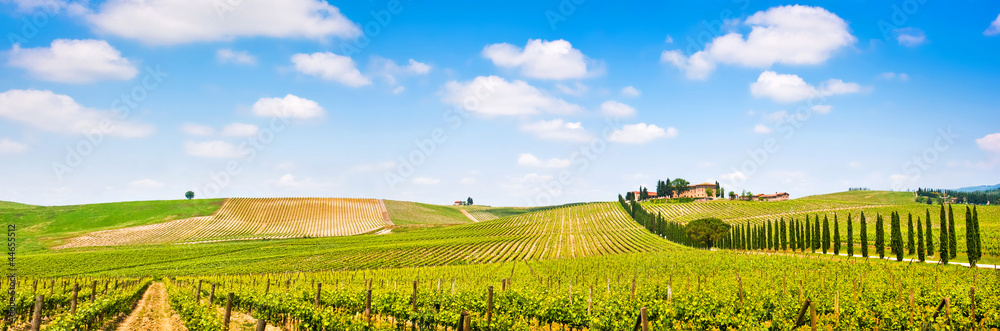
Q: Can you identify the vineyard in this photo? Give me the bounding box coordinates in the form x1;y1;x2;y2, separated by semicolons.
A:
56;198;391;248
17;202;678;277
9;251;999;330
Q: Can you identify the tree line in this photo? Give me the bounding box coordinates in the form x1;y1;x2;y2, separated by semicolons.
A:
917;187;998;205
717;204;985;266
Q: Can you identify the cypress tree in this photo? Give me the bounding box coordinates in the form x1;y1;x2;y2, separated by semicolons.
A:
907;213;915;255
847;213;854;257
875;214;885;259
940;209;949;265
947;204;957;258
917;217;925;262
805;216;812;253
860;212;869;258
813;215;821;252
799;219;806;252
788;219;796;250
773;220;779;251
822;215;830;254
746;222;752;250
767;220;773;250
965;206;976;266
892;212;903;261
926;209;934;256
833;214;841;256
781;218;788;250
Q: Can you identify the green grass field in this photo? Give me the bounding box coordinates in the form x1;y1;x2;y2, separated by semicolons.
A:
0;199;224;252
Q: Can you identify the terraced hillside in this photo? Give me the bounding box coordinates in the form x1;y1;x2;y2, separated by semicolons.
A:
22;202;679;276
57;198;390;248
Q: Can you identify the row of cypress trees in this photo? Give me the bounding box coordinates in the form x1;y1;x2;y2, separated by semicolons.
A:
716;206;985;265
618;194;698;247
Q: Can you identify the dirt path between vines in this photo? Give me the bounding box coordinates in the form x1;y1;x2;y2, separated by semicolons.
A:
461;209;479;222
116;282;187;331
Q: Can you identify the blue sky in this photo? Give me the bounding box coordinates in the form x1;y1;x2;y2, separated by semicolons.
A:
0;0;998;206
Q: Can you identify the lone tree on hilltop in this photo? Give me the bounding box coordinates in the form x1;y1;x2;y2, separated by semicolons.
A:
185;191;195;200
685;217;731;250
671;178;690;197
467;197;473;205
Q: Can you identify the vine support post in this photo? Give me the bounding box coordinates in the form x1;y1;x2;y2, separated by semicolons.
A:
255;319;266;331
210;284;216;304
90;280;97;302
223;293;233;331
365;289;372;325
70;283;79;314
30;295;43;331
314;283;322;308
487;286;494;329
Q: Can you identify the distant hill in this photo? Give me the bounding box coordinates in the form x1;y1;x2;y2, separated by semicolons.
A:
954;184;1000;192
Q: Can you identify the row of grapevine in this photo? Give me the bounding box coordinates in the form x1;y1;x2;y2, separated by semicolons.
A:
170;249;999;330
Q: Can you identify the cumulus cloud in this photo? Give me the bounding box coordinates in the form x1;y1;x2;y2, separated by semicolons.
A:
609;123;676;144
216;49;257;65
181;123;214;136
0;138;29;154
811;105;833;114
184;140;245;158
482;39;592;80
895;27;927;47
252;94;325;119
986;14;1000;36
879;72;909;81
517;153;571;168
599;100;637;117
220;123;259;137
128;179;165;188
555;82;588;96
86;0;360;45
292;52;370;87
412;177;441;185
753;124;773;134
371;57;431;87
519;119;592;142
0;89;154;137
977;133;1000;153
7;39;138;84
621;86;641;97
750;71;863;103
661;5;855;79
441;76;582;116
720;171;748;183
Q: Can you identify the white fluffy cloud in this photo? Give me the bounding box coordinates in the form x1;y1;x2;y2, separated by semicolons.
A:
371;57;431;87
412;177;441;185
519;119;592;142
86;0;360;45
292;52;370;87
895;27;927;47
661;5;855;79
879;72;909;81
0;89;153;137
184;140;245;158
0;138;28;154
517;153;571;168
441;76;582;116
986;14;1000;36
977;133;1000;153
750;71;863;103
753;124;773;134
216;49;257;65
181;123;214;136
555;82;588;96
599;100;636;117
621;86;641;97
482;39;591;80
252;94;325;119
609;123;676;144
220;123;259;137
128;179;165;188
8;39;138;84
811;105;833;114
